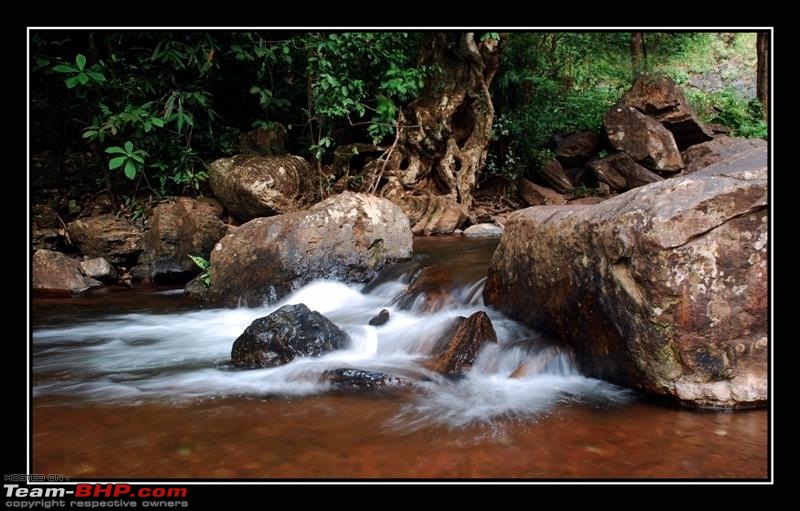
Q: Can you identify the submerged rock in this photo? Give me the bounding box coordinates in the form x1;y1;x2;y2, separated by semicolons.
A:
322;368;411;391
485;147;768;408
368;309;391;326
231;304;350;369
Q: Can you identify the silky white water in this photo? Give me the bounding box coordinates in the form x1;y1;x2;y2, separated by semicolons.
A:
33;272;631;425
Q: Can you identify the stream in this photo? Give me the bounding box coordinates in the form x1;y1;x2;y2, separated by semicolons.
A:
32;237;768;478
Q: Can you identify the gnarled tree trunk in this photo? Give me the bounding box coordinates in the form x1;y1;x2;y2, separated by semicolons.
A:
374;32;504;235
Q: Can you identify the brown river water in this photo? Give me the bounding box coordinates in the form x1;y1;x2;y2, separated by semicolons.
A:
32;237;768;479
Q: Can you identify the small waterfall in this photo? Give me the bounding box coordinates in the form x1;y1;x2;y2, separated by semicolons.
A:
33;263;630;425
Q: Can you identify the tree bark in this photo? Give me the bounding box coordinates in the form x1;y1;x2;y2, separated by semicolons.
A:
757;31;769;121
630;32;645;79
374;32;504;235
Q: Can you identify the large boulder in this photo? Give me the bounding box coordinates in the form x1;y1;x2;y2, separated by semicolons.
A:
67;214;143;266
485;147;767;408
620;75;713;149
231;304;349;369
208;155;314;221
207;192;412;306
32;249;91;297
604;106;684;173
141;198;228;283
681;136;767;174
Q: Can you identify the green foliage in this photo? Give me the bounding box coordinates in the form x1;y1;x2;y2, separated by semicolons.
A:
105;141;147;180
687;89;767;139
188;255;211;287
489;33;628;180
52;53;106;89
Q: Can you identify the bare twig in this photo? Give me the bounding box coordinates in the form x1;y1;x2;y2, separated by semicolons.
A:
369;118;401;195
55;212;72;246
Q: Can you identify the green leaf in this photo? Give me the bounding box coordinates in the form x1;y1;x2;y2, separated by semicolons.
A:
65;76;80;88
123;160;137;179
75;54;86;71
150;117;164;128
82;130;97;139
187;255;210;271
124;141;134;153
87;71;105;82
105;146;126;154
52;64;78;73
109;156;126;170
77;73;89;85
129;153;144;164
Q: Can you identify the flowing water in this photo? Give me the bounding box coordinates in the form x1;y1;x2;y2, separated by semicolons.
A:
32;237;768;479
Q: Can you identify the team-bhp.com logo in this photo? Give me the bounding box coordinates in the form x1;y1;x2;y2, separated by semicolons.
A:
5;483;187;498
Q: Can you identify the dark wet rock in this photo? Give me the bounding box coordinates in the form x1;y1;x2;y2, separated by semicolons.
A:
231;304;350;369
434;311;497;376
207;192;412;306
554;132;601;167
619;75;713;149
604;106;683;172
518;179;566;206
322;368;411;391
79;257;116;281
368;309;390;326
209;154;314;221
485;147;767;408
463;223;504;238
67;214;143;266
141;198;228;283
681;136;767;174
32;249;90;297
